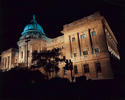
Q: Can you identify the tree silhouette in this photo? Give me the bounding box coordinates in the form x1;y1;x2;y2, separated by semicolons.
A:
63;59;74;82
32;48;64;78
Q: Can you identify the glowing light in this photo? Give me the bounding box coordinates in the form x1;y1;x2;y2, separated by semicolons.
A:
21;14;45;36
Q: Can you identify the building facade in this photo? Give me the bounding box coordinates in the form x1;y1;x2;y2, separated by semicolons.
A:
1;48;18;70
0;12;120;80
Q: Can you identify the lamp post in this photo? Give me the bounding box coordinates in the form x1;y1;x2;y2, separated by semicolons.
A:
25;36;30;68
64;58;74;82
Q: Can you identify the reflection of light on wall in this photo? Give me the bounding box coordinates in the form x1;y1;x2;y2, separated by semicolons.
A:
108;46;120;60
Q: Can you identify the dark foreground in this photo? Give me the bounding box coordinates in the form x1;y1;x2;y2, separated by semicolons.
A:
0;68;125;100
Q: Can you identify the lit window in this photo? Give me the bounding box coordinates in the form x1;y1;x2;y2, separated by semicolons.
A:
92;31;96;36
83;51;88;55
72;37;75;42
95;62;101;73
81;34;86;39
94;48;99;54
74;53;77;57
84;64;89;73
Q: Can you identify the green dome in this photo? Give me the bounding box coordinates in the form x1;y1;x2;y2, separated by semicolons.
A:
21;15;45;36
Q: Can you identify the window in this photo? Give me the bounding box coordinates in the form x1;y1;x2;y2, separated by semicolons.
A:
92;31;96;36
62;46;64;49
28;50;30;57
2;58;4;66
64;69;67;75
95;62;101;73
8;56;10;68
83;51;88;55
21;51;23;58
94;48;99;54
84;64;89;73
74;53;77;57
81;34;86;39
5;58;7;68
74;65;78;74
72;37;75;42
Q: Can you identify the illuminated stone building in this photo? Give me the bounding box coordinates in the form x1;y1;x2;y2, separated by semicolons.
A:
0;12;120;80
1;48;18;70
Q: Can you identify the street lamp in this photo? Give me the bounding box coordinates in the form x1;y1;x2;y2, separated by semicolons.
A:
63;58;74;82
25;36;30;68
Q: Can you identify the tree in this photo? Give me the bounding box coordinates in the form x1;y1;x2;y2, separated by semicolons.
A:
63;59;74;82
32;48;64;78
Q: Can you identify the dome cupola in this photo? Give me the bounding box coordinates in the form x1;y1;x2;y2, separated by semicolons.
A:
21;14;45;36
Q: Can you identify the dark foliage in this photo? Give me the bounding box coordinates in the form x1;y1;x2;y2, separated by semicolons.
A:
63;59;74;82
0;67;124;100
32;48;64;78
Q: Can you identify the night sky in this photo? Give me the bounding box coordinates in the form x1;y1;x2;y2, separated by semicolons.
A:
0;0;125;55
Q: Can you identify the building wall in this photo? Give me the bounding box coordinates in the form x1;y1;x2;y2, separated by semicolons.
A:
17;38;47;67
60;13;116;80
104;23;120;59
1;48;18;69
0;12;120;80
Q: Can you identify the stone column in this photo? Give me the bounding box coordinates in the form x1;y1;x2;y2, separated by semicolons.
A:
4;58;5;68
88;29;94;54
2;58;4;68
8;56;10;69
5;57;7;69
69;35;72;58
77;32;81;56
